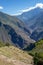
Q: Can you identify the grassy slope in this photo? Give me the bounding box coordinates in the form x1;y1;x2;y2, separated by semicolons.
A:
0;59;14;65
0;46;33;65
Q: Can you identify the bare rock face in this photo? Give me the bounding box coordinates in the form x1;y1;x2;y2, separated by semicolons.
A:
0;12;34;49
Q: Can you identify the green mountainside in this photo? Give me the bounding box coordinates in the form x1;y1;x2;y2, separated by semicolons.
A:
30;39;43;56
29;39;43;65
23;39;43;65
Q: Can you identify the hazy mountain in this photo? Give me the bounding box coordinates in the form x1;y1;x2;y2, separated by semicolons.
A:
17;6;43;41
30;12;43;41
17;7;43;27
0;12;34;49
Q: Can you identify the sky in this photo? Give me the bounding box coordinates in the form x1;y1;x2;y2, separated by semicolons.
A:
0;0;43;15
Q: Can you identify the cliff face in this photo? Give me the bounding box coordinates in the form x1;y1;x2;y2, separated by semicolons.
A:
0;12;34;49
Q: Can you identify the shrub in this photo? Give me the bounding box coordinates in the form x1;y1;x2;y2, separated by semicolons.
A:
5;42;10;47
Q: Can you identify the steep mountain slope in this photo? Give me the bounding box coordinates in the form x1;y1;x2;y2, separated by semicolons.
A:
0;12;34;49
0;46;33;65
17;7;43;41
30;12;43;29
17;7;43;27
0;22;12;44
30;12;43;41
23;39;43;64
30;39;43;54
29;39;43;65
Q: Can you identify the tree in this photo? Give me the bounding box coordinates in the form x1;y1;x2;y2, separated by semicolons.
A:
34;52;39;65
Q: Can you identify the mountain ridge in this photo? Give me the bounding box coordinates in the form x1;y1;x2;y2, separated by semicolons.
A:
0;12;35;49
17;7;43;41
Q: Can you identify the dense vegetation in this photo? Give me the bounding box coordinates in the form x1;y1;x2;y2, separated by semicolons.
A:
22;39;43;65
29;39;43;65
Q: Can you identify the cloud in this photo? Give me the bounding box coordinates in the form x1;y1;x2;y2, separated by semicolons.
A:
19;7;35;12
20;3;43;12
14;12;22;16
14;3;43;15
0;6;3;9
35;3;43;8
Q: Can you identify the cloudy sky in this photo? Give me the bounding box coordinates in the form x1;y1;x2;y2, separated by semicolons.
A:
0;0;43;15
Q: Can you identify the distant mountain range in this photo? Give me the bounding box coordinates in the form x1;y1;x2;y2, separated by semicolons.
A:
0;12;34;49
0;5;43;49
30;12;43;41
17;7;43;26
17;6;43;41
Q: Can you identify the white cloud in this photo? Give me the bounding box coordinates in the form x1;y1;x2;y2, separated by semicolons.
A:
0;6;3;9
14;3;43;15
19;7;35;12
20;3;43;13
14;12;22;16
35;3;43;8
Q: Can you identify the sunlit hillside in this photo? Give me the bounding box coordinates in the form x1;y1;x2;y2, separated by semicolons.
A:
0;45;33;65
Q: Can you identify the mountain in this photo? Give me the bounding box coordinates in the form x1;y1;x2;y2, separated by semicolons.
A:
30;12;43;41
17;6;43;41
23;39;43;65
0;12;34;49
17;7;43;27
24;39;43;57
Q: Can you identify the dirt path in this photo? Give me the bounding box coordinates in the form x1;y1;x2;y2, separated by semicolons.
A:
0;54;33;65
